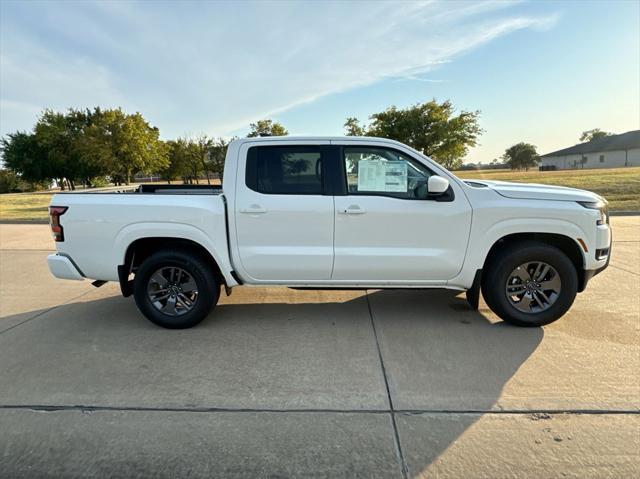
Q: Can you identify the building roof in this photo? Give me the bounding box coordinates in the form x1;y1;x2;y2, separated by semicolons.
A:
541;130;640;157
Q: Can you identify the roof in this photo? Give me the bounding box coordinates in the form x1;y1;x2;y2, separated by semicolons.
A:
236;135;402;144
541;130;640;157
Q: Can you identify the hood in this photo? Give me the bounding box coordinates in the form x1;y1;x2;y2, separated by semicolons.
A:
466;180;604;203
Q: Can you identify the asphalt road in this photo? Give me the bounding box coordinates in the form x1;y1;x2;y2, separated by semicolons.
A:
0;218;638;478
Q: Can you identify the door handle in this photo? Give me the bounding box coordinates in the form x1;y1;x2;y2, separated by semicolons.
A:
240;205;267;214
341;205;366;215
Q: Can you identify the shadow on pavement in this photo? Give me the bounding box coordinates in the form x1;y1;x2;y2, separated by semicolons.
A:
365;289;544;476
0;288;544;477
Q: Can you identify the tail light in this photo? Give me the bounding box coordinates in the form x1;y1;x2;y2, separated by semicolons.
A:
49;206;68;242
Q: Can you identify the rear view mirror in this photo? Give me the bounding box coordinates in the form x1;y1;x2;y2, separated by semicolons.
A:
428;176;450;195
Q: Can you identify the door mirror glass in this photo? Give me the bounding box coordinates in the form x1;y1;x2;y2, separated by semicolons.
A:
427;176;450;195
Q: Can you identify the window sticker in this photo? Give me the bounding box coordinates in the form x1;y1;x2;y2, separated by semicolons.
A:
383;161;408;192
357;159;408;192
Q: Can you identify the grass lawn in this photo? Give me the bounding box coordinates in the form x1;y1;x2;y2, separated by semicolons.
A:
0;191;55;222
0;168;638;222
455;166;640;212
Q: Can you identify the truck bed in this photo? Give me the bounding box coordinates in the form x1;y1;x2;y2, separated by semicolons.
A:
50;187;231;282
135;184;223;195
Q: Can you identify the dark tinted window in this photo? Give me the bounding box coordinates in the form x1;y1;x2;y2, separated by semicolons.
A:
246;146;323;194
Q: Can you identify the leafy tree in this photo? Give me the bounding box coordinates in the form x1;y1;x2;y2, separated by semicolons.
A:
194;135;214;184
31;108;119;189
344;117;365;136
247;119;288;137
579;128;611;142
160;140;187;184
502;142;540;171
2;107;170;188
83;109;169;184
345;100;482;170
0;169;47;193
0;131;49;185
0;169;21;193
208;137;234;181
180;137;206;184
161;136;232;185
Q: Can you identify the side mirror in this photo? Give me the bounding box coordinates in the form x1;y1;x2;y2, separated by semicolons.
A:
428;176;450;195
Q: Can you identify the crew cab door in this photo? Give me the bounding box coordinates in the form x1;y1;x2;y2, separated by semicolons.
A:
332;143;472;282
233;141;334;281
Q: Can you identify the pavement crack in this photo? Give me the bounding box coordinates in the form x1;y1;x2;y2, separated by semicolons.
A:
1;404;638;415
0;288;95;335
608;264;640;276
365;290;409;479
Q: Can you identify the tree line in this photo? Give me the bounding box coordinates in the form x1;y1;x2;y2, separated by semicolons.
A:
0;111;293;192
498;128;612;171
0;99;614;193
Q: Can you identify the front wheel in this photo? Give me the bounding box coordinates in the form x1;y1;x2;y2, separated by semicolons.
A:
482;242;578;327
133;249;219;329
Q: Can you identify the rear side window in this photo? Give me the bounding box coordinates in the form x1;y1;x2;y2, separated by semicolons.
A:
246;146;323;194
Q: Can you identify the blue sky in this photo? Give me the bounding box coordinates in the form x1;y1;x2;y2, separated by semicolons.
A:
1;0;638;164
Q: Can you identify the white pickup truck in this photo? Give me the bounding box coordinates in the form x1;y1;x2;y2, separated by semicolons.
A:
47;136;611;328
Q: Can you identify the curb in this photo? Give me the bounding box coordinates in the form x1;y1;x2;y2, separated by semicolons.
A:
0;220;49;225
609;211;640;217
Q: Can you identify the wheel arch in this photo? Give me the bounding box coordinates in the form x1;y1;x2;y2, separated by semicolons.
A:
119;236;232;297
482;232;586;292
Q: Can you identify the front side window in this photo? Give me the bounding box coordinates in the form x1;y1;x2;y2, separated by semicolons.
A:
246;146;323;194
343;147;433;199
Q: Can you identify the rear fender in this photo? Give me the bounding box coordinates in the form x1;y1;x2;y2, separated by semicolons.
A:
113;222;237;287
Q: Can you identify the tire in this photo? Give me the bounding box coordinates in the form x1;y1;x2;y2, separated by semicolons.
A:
481;241;578;327
133;249;219;329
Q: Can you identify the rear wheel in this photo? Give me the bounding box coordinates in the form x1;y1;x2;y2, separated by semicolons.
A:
133;249;219;329
482;242;578;327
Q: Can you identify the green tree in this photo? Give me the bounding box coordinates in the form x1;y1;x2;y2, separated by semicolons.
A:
207;137;234;181
84;109;169;184
179;137;205;184
2;107;169;188
346;100;482;169
193;135;214;184
160;140;188;183
247;119;288;137
344;117;365;136
0;168;48;193
579;128;611;142
0;131;49;185
0;169;21;193
502;142;540;171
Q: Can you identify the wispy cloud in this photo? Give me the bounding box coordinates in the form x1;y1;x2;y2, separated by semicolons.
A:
0;0;559;138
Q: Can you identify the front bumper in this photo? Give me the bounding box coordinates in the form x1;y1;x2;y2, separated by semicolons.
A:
579;227;612;292
47;254;84;281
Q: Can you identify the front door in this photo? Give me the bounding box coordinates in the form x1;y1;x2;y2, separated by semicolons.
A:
332;145;472;282
234;142;334;281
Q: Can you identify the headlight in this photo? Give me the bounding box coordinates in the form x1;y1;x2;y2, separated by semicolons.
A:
577;200;609;225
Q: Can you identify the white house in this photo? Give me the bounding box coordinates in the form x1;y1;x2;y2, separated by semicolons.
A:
539;130;640;170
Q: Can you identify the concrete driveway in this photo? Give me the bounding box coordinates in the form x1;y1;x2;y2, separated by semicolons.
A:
0;218;638;478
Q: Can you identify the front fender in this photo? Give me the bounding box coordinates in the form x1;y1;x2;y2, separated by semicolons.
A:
449;217;588;289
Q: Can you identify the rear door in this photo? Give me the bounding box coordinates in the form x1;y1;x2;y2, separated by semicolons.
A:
233;141;334;281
